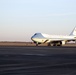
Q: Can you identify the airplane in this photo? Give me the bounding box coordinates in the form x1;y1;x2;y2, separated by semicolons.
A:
31;26;76;46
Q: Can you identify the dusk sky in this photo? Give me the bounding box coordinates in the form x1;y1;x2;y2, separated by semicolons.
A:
0;0;76;42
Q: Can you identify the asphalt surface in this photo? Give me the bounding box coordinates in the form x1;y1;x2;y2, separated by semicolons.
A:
0;46;76;75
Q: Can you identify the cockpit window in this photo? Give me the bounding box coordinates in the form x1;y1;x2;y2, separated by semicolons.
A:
34;33;37;36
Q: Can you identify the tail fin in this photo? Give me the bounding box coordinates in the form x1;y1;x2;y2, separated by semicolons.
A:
70;26;76;36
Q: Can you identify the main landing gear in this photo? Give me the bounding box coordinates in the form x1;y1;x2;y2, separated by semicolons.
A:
48;42;62;46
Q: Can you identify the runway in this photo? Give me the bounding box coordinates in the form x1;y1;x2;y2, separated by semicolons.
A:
0;46;76;75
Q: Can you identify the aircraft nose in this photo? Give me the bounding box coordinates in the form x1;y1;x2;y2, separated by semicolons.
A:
31;36;34;41
31;35;37;41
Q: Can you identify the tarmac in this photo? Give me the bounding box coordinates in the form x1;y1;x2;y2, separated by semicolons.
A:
0;46;76;75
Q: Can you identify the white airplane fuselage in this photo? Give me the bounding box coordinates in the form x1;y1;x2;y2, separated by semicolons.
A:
31;27;76;46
